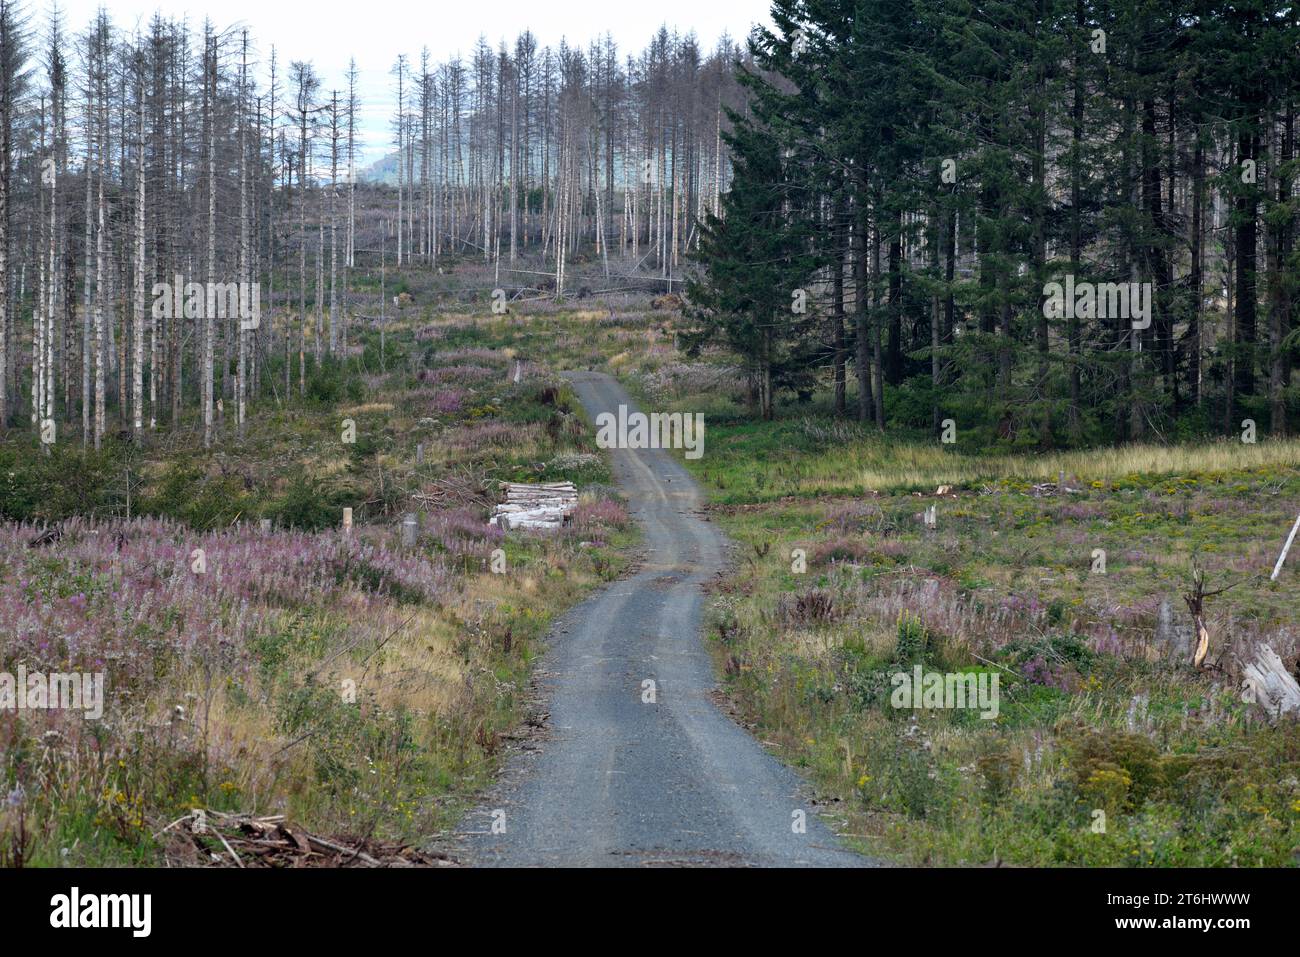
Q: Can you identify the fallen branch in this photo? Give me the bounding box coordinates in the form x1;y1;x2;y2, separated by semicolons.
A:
1271;512;1300;581
306;833;381;867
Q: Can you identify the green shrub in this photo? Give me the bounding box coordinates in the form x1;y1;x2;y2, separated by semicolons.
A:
306;361;365;405
274;478;339;530
0;443;115;522
145;460;253;530
1057;724;1171;807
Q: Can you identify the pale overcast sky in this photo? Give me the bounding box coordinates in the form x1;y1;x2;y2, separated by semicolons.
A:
43;0;772;164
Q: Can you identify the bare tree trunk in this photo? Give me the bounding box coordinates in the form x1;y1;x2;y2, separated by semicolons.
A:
34;98;47;435
94;133;105;450
1190;124;1204;409
133;51;145;438
854;196;872;423
83;56;94;444
117;68;127;430
315;198;323;361
1270;101;1292;435
510;59;518;264
833;189;846;416
347;58;356;270
296;62;314;399
395;56;405;267
593;129;607;280
346;58;356;351
328;90;338;355
930;202;941;434
871;221;884;429
203;33;215;448
0;23;7;428
238;32;249;433
171;29;185;430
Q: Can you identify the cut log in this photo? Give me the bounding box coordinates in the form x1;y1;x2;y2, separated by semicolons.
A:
1240;645;1300;721
498;512;565;531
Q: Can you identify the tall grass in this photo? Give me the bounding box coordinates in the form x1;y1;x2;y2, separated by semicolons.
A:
845;437;1300;493
697;426;1300;501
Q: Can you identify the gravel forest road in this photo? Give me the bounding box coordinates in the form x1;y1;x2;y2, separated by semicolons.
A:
462;372;868;867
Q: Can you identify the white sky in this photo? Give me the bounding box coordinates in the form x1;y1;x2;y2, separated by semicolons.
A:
42;0;772;164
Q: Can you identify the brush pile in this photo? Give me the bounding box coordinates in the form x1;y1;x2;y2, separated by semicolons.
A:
159;811;457;868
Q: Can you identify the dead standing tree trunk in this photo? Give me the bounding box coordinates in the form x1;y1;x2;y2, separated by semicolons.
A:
202;30;216;448
1182;566;1214;670
133;45;145;439
237;32;250;434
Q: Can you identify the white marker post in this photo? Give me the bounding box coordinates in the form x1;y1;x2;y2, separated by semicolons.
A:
343;508;353;537
1271;512;1300;581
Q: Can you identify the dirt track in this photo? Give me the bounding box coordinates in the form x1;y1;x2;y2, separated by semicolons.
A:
462;372;869;867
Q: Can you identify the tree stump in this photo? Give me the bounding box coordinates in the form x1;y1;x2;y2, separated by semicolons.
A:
1240;645;1300;722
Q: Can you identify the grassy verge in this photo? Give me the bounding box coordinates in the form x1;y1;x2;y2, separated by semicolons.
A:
614;343;1300;866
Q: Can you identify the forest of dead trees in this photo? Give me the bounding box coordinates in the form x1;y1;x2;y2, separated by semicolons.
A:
5;0;1299;454
0;2;745;450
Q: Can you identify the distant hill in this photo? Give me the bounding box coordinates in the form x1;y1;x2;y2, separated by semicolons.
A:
357;151;401;186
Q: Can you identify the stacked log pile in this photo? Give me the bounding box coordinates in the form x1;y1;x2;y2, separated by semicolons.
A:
490;482;578;531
